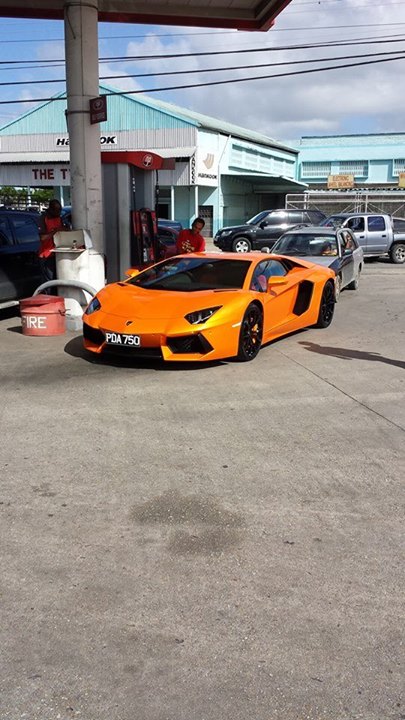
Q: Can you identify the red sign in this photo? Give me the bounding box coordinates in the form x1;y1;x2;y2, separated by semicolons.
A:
89;96;107;125
101;151;171;170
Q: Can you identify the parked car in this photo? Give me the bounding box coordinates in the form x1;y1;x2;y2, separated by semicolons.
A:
320;213;405;264
214;208;327;253
271;226;363;299
157;218;183;233
0;209;41;307
83;252;336;363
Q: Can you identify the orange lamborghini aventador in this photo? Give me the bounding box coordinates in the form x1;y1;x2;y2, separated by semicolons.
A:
83;252;336;362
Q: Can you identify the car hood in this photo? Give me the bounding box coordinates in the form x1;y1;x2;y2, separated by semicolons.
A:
217;224;252;234
96;283;242;319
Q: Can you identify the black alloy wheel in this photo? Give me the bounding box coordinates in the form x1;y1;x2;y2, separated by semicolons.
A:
315;281;335;328
237;303;263;361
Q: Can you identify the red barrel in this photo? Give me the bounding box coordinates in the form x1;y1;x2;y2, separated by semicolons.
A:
19;294;66;336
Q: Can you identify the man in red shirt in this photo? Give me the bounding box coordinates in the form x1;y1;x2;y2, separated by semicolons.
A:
37;199;68;290
175;217;206;254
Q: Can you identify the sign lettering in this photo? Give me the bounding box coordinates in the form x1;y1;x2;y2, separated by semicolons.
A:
327;174;354;189
22;315;47;329
55;136;117;146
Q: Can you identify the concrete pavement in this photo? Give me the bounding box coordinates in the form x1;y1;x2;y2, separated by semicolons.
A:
0;260;404;720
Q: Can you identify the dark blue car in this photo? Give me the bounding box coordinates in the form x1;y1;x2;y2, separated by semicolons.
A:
0;209;42;306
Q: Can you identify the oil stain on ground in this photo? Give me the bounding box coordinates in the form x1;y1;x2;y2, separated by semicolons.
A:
130;489;246;556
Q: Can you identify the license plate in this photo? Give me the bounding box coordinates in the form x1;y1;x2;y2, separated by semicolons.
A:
105;331;141;346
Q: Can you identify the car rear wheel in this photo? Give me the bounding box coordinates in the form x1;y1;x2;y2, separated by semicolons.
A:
390;243;405;264
347;269;360;290
315;281;335;328
237;303;263;361
232;237;252;253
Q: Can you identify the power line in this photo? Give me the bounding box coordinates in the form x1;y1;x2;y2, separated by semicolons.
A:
1;34;405;66
1;21;405;43
0;53;403;105
0;49;403;88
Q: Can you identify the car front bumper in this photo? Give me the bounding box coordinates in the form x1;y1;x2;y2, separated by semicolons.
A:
83;315;241;362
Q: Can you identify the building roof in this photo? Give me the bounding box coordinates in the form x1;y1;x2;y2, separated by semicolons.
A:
0;85;297;157
127;91;297;155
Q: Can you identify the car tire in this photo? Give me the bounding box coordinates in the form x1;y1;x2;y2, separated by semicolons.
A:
347;269;360;290
315;281;335;328
237;303;263;361
232;237;252;253
389;243;405;264
334;274;342;301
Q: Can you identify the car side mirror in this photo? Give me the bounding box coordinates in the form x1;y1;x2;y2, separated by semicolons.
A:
267;276;288;289
259;221;268;229
343;247;353;255
125;268;140;278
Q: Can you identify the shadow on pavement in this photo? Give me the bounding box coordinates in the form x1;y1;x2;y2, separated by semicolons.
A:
300;340;405;370
64;335;224;371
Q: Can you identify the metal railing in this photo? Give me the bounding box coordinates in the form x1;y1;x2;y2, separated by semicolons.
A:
285;191;405;218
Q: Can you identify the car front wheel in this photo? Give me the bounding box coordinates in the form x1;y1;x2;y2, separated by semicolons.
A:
232;237;252;253
315;281;335;328
390;243;405;264
237;303;263;361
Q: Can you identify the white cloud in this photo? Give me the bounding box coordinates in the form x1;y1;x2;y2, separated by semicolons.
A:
115;0;405;144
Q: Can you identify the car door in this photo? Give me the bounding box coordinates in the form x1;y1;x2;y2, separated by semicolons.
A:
254;212;290;249
365;215;389;254
8;214;41;298
249;258;299;336
337;230;354;288
0;215;19;302
344;216;366;252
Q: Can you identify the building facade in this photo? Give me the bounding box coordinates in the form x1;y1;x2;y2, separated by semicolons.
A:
0;87;304;235
298;133;405;190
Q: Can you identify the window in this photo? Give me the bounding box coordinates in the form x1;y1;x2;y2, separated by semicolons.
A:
250;259;287;292
338;161;368;177
393;159;405;176
307;210;326;224
367;216;386;232
301;162;331;178
346;217;364;232
0;217;12;246
11;216;39;245
287;211;305;225
260;214;286;226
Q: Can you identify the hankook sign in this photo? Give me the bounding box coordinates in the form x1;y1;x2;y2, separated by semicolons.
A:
56;136;117;146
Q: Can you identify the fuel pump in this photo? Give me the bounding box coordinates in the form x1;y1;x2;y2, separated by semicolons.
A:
131;208;160;268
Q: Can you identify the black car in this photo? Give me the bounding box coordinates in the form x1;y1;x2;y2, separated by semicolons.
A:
214;208;326;253
0;209;41;306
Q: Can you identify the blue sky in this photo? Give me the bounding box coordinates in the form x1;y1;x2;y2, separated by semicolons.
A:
1;0;405;145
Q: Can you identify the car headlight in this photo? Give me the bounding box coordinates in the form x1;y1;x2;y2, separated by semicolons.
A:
218;230;232;236
185;306;222;325
85;297;101;315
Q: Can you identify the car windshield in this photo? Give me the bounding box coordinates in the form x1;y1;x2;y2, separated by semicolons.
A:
128;257;251;292
273;233;338;257
246;211;271;225
320;215;346;228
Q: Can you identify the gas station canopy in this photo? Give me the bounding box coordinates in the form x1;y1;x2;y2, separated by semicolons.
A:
0;0;292;31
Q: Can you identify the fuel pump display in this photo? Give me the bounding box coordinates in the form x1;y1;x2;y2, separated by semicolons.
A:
131;208;159;269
